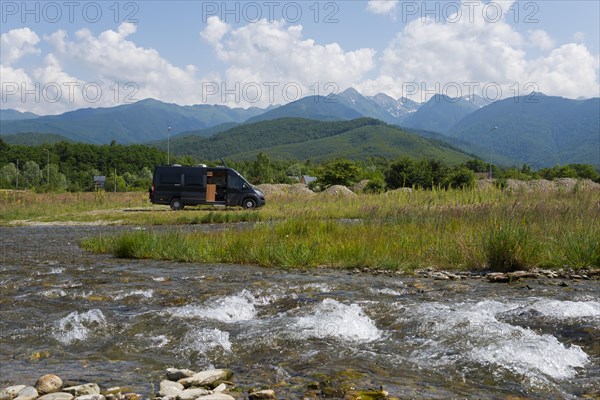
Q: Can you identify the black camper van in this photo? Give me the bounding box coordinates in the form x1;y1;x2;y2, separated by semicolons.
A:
149;165;265;210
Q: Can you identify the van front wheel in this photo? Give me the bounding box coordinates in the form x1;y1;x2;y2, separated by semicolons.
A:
170;198;184;211
242;198;257;209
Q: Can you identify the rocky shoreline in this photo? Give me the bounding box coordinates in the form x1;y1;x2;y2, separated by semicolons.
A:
1;369;395;400
347;266;600;283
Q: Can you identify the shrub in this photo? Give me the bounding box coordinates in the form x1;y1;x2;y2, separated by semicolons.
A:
445;167;475;189
364;177;385;194
385;158;450;190
316;158;362;188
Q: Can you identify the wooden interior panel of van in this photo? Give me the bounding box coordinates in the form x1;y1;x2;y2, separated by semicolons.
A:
206;184;216;202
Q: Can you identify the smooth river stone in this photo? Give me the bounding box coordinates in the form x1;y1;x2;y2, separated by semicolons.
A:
62;385;99;397
178;370;232;388
35;375;63;395
37;393;73;400
176;389;209;400
5;386;26;397
165;369;196;381
73;395;105;400
158;381;183;398
195;395;235;400
14;387;38;400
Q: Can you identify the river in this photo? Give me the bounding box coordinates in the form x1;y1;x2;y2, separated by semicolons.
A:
1;225;598;399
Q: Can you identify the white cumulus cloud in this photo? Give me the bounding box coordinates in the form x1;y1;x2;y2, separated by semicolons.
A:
42;23;201;108
366;0;399;15
201;16;230;44
0;27;40;65
357;0;599;101
529;30;555;51
200;18;376;106
2;23;206;114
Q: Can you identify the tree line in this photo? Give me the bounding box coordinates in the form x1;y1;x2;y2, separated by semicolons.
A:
0;138;597;192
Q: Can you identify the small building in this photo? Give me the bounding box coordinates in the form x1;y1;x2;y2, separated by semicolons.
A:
93;175;106;189
300;175;316;185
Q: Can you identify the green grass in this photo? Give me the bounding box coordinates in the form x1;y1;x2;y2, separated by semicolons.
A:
0;191;148;224
3;187;598;271
80;188;600;271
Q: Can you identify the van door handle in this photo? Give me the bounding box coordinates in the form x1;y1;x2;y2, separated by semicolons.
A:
174;184;181;186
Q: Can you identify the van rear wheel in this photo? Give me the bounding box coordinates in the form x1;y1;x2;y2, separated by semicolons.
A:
170;198;184;210
242;198;257;209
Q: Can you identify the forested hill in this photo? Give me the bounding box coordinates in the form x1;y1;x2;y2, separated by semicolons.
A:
1;132;72;145
160;117;472;163
447;95;600;167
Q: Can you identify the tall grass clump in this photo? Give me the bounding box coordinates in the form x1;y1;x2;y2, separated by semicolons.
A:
562;229;600;269
114;233;141;258
483;222;537;272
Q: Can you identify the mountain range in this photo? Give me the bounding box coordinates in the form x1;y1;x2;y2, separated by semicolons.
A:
0;99;265;144
1;89;598;167
402;94;481;134
0;109;39;121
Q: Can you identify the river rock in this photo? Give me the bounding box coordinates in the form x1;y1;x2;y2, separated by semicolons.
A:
193;395;235;400
0;390;13;400
14;387;38;400
35;375;63;395
38;393;73;400
248;389;276;400
487;273;510;283
74;395;105;400
211;384;226;393
166;369;196;381
177;389;209;400
103;388;121;396
178;370;232;388
159;381;183;398
63;384;100;396
509;271;538;279
5;386;26;398
587;268;600;276
431;272;449;280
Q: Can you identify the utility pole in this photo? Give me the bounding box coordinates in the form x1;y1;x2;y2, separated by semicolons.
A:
114;168;117;192
489;126;498;179
167;126;172;165
16;159;19;190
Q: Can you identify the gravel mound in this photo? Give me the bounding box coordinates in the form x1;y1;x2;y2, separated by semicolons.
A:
284;183;316;196
505;178;600;193
351;180;370;193
255;184;315;197
321;185;357;197
255;184;284;197
384;187;413;195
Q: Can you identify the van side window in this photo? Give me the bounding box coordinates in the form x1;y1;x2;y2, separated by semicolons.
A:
160;172;181;184
185;170;204;187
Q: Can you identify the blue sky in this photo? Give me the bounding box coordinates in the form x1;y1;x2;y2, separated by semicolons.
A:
1;0;599;114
